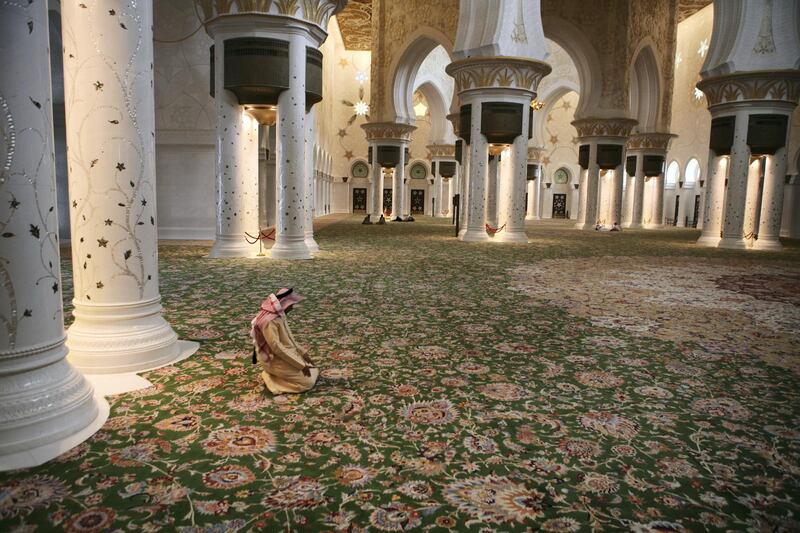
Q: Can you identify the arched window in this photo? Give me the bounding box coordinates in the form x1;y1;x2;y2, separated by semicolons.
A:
684;158;700;188
665;161;679;189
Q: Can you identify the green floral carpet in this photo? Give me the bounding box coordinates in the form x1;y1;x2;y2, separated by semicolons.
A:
2;217;799;532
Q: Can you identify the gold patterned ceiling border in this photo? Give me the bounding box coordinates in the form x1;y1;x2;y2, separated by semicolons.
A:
626;132;677;151
427;144;456;158
571;117;639;140
677;0;712;23
197;0;345;27
445;56;552;95
527;147;544;162
335;0;371;51
697;70;800;109
361;122;417;142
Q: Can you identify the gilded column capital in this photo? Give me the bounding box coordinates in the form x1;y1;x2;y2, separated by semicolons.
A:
445;56;551;96
427;144;456;159
197;0;346;29
361;122;416;143
697;69;800;110
571;118;638;140
626;132;677;152
527;147;544;162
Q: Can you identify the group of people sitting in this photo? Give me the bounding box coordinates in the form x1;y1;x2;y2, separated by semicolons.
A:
595;222;622;232
361;213;415;224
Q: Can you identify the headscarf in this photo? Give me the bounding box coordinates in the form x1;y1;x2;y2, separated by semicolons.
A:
250;288;304;363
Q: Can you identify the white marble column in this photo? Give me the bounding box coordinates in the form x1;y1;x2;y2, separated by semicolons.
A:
754;148;788;250
0;0;107;470
485;154;499;228
496;108;531;243
258;126;270;229
207;42;260;258
697;153;727;246
583;143;600;229
525;179;537;220
461;100;491;242
304;112;319;252
610;162;624;226
370;152;382;221
621;160;635;227
742;157;763;245
719;111;751;249
629;155;646;228
396;146;408;218
650;173;665;228
271;34;311;259
433;165;443;217
61;0;197;374
446;177;456;218
575;168;588;228
459;151;470;233
266;125;277;228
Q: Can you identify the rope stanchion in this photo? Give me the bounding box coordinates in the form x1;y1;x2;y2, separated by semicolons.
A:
245;229;276;256
485;223;506;235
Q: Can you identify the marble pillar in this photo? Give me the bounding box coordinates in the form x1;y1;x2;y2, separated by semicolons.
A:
525;179;536;220
575;169;588;228
258;126;269;229
369;150;382;222
266;125;277;228
433;166;443;217
304;112;319;252
650;173;665;228
61;0;197;374
718;111;751;249
0;0;107;470
583;143;600;229
610;163;624;226
629;155;646;228
207;43;260;258
271;34;311;259
485;154;499;228
753;148;788;250
495;107;531;243
461;99;490;242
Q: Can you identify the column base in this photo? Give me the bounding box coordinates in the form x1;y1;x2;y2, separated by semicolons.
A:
459;228;492;242
0;343;107;470
270;237;313;260
208;234;258;258
67;297;198;376
718;236;749;250
305;236;320;253
696;234;721;247
751;237;783;251
493;230;529;243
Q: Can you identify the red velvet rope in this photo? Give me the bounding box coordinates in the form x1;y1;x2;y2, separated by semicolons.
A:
244;229;276;245
485;223;506;235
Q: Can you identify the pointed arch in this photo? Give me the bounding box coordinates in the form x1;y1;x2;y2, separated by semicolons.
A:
629;40;663;133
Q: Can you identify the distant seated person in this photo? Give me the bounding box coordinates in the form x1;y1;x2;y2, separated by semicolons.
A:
393;215;403;222
610;222;622;232
595;223;610;232
250;288;319;395
404;215;415;222
377;214;386;225
362;214;372;224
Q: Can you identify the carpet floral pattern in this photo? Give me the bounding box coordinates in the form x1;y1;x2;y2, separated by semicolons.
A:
1;218;799;532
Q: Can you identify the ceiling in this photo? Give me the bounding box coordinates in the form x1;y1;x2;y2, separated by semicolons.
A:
336;0;372;51
334;0;713;51
677;0;712;22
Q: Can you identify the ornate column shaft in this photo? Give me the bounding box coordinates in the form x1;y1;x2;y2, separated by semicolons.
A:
753;148;788;250
485;153;499;227
573;119;639;229
304;112;319;252
446;57;550;243
697;71;799;249
0;0;106;469
368;143;382;222
61;0;197;374
625;133;675;230
266;124;277;228
698;152;727;245
575;168;588;228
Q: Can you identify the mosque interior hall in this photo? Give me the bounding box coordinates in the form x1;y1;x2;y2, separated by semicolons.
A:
2;0;800;531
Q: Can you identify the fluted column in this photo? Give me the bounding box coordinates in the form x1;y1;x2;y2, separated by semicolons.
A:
0;0;106;470
753;148;788;250
61;0;197;374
